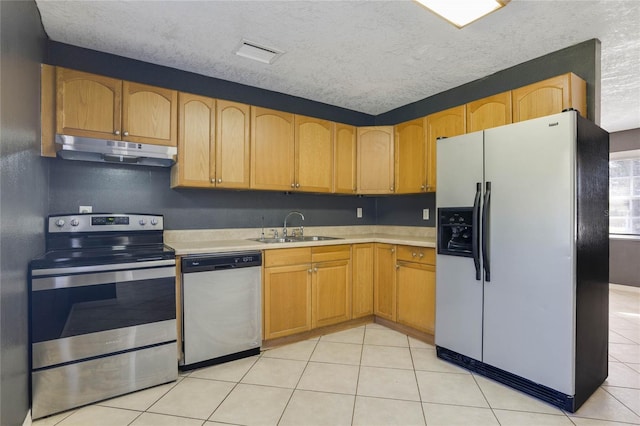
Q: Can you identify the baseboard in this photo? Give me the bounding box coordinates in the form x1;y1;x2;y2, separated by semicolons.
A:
22;410;32;426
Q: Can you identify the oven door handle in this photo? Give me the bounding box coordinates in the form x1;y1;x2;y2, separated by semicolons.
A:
31;265;176;292
31;259;175;277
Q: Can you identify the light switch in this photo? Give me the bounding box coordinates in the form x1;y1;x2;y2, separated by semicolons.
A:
357;207;363;218
423;208;429;220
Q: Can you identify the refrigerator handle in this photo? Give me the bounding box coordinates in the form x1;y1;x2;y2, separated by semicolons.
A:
482;181;491;282
472;182;482;280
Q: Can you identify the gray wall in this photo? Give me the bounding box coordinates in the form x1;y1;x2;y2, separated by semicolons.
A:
0;1;48;424
609;128;640;287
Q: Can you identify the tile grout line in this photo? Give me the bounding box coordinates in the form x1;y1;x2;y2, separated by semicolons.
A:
349;326;367;425
469;372;502;425
407;335;429;426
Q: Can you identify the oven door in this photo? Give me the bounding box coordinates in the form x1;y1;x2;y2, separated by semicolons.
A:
30;259;176;369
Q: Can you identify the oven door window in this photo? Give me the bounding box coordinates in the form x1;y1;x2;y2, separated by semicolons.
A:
31;266;176;343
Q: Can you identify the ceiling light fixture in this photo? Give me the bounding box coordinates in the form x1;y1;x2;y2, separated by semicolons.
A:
414;0;510;28
234;40;284;64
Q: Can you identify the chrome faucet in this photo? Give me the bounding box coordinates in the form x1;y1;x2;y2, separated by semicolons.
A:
283;211;305;238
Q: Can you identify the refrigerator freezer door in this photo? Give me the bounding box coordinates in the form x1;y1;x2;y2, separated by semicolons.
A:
435;131;485;361
482;112;577;395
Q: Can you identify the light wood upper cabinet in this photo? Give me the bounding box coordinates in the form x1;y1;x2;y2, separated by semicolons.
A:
55;67;177;147
396;246;436;334
251;107;295;191
374;243;397;321
122;81;177;146
512;73;586;123
216;100;251;189
426;105;466;192
352;243;374;319
295;115;334;193
334;123;357;194
56;67;122;141
467;91;512;133
311;245;351;328
357;126;395;194
395;118;427;194
171;93;215;188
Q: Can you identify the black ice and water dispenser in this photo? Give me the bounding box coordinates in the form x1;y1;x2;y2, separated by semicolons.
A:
437;208;474;257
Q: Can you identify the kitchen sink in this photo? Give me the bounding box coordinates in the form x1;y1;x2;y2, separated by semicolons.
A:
249;235;343;244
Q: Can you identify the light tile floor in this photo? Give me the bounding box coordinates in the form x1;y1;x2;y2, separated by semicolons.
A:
34;284;640;426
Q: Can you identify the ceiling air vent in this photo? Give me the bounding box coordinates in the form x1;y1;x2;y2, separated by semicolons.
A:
234;40;284;64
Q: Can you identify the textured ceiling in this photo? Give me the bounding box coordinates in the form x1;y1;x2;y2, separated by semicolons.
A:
36;0;640;132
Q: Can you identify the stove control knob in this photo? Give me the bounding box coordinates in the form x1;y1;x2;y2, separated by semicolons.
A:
55;219;65;228
139;219;147;226
70;219;80;227
150;218;158;226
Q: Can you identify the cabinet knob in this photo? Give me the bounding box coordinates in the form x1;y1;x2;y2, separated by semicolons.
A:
390;248;395;253
218;178;222;183
296;183;300;188
313;267;318;272
114;130;120;136
421;185;425;190
390;186;394;191
412;252;417;257
308;269;312;273
419;252;424;258
291;183;295;188
210;178;216;183
396;264;400;270
123;131;129;136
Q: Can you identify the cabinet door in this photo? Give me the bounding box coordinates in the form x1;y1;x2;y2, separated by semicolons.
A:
512;73;586;122
56;67;122;140
426;106;466;192
295;115;334;193
334;123;357;194
251;107;295;190
122;81;177;146
264;264;312;339
397;261;436;334
352;243;374;319
357;126;395;194
467;91;512;132
171;93;215;188
395;118;427;194
374;244;397;321
216;100;251;189
312;259;351;328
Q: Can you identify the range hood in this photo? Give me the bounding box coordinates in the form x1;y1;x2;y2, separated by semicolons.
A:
55;134;177;167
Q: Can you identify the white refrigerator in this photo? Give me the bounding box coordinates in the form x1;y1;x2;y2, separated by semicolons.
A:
435;111;609;412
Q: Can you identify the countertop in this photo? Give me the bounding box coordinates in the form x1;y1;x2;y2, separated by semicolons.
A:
165;225;436;255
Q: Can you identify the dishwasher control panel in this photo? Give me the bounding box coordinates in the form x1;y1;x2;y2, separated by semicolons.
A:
182;251;262;273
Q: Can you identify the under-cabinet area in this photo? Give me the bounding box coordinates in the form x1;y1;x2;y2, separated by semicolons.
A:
41;65;587;195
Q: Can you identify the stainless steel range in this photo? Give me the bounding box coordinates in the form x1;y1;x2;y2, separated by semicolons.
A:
29;213;177;419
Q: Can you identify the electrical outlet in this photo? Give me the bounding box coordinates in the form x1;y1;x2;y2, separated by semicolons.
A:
357;207;363;218
423;208;429;220
79;206;92;214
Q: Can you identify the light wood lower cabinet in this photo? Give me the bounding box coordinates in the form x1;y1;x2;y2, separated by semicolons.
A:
396;246;436;334
352;243;374;318
374;243;397;321
312;245;351;328
263;248;313;340
263;245;351;339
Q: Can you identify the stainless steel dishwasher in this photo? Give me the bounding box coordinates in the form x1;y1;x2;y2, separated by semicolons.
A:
180;251;262;370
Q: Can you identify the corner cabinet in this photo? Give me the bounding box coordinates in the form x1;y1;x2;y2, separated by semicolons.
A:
425;106;466;192
56;67;177;146
395;118;427;194
250;107;296;191
512;73;586;122
396;246;436;334
374;243;397;321
352;243;374;319
357;126;395;194
334;123;357;194
466;91;512;132
295;115;334;193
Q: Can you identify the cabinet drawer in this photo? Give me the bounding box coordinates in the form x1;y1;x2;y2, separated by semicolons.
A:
311;245;350;263
264;247;311;267
396;246;435;265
